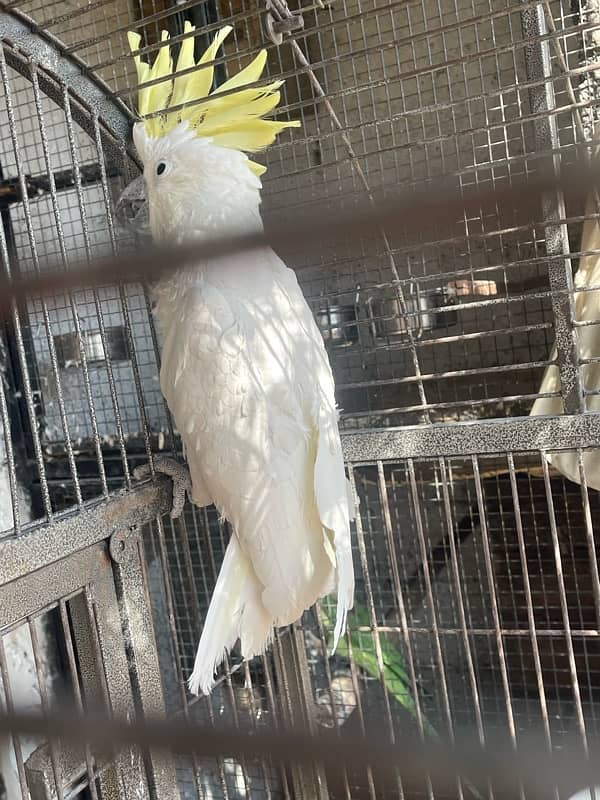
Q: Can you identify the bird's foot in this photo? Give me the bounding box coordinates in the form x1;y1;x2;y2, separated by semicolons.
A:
133;456;192;519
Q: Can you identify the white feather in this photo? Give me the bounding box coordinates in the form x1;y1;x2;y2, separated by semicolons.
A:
188;535;272;695
136;122;355;694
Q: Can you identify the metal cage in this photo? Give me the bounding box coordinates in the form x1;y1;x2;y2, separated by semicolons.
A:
0;0;599;798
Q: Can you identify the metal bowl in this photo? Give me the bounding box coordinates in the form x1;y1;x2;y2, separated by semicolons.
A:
316;304;359;347
367;287;456;339
54;325;130;368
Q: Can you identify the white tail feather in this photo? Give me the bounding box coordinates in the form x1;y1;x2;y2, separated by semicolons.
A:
331;546;353;653
187;535;272;695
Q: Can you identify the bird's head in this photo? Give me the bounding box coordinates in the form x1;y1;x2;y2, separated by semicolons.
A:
115;24;299;243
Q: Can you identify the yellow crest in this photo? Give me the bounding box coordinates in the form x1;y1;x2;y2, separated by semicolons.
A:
127;23;300;176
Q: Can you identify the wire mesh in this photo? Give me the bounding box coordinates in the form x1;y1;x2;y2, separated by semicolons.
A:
0;0;600;798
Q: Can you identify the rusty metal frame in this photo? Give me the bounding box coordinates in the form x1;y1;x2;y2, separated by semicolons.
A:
0;478;177;800
341;412;600;462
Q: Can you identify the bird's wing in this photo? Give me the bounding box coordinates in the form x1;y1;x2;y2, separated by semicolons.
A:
270;257;355;646
158;253;354;632
157;267;335;624
157;279;247;507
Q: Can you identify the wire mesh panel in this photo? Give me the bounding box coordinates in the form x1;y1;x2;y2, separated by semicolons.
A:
0;0;600;799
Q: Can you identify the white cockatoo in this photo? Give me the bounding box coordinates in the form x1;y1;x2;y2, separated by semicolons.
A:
117;24;355;695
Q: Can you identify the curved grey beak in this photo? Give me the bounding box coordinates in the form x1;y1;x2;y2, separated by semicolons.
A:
115;175;150;235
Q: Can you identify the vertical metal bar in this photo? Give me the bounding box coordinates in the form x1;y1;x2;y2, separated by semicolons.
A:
471;456;529;800
407;458;464;800
258;648;292;800
347;466;404;799
85;560;152;798
101;135;155;470
58;599;99;800
0;48;83;508
506;454;558;800
521;2;582;413
152;511;231;799
27;617;63;800
541;454;589;751
109;529;178;800
471;457;518;740
30;65;108;499
0;373;20;533
339;628;378;800
0;50;51;519
90;114;131;486
240;661;274;800
375;461;434;800
0;634;29;798
437;460;488;746
576;449;600;631
311;604;353;800
68;592;121;800
273;626;329;800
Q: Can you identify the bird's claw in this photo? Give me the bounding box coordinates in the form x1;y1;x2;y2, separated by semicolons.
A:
133;456;192;519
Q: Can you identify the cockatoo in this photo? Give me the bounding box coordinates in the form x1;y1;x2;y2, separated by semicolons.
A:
117;24;355;695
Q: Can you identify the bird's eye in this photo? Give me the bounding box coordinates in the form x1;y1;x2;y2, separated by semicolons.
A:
156;162;167;176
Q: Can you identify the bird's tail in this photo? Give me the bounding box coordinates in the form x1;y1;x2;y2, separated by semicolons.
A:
187;535;273;696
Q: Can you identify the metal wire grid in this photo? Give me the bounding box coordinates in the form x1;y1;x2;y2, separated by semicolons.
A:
0;37;173;524
3;0;595;424
142;508;291;800
0;1;599;798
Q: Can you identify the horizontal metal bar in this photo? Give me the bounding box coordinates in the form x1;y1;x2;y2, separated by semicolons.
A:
341;413;600;462
0;477;171;586
366;625;600;638
0;708;596;800
0;162;597;321
0;543;105;627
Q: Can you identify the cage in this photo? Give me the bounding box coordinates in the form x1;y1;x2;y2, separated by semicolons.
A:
0;0;598;798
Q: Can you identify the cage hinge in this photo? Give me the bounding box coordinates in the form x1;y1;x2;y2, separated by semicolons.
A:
109;528;138;563
264;4;304;45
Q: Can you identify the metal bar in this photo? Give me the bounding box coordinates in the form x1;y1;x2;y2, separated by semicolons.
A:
437;459;487;749
0;707;597;800
376;462;435;800
85;553;151;797
506;455;559;800
27;619;63;800
0;636;29;798
0;477;171;586
0;160;594;320
521;2;582;413
68;592;120;799
88;113;131;486
58;599;100;800
109;529;178;800
406;459;464;800
341;412;600;461
540;455;589;751
273;626;329;800
470;458;518;748
347;467;404;798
